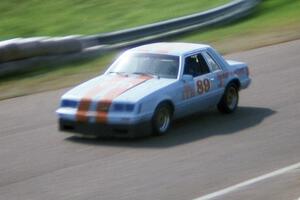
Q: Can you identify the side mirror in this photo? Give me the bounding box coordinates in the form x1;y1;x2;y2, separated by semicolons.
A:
182;74;193;82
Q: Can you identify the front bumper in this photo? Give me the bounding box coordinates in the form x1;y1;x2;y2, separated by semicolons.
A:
59;118;152;138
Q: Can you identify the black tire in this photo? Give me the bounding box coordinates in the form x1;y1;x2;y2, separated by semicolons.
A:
218;82;239;113
152;103;173;136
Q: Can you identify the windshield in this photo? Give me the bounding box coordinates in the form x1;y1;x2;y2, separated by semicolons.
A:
108;53;180;79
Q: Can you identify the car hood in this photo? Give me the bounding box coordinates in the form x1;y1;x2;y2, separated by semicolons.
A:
62;74;177;103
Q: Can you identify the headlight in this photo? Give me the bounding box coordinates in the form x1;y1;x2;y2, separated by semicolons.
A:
61;99;78;108
112;103;135;112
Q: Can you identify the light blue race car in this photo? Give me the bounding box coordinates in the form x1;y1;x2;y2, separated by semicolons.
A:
57;42;251;138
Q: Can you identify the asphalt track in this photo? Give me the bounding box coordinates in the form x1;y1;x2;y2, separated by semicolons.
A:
0;40;300;200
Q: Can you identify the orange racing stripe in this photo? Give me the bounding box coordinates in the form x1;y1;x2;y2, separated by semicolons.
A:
95;76;151;123
76;75;124;122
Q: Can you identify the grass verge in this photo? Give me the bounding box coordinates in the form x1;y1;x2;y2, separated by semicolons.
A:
179;0;300;53
0;0;228;40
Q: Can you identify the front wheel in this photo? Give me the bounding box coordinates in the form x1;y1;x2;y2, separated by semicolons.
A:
218;83;239;113
152;103;172;136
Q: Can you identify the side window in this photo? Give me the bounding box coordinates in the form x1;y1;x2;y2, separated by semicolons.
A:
202;52;221;72
184;53;210;77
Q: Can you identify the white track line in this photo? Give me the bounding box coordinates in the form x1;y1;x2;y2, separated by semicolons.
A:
194;162;300;200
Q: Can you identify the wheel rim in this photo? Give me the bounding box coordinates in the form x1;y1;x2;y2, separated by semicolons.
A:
156;107;170;133
226;87;238;110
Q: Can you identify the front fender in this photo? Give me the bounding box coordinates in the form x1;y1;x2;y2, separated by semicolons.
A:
138;90;175;118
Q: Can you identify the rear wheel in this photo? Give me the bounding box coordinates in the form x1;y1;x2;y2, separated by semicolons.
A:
218;83;239;113
152;103;172;136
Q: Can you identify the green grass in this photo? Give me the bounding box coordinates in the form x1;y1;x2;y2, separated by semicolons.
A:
0;0;300;100
0;0;228;40
179;0;300;52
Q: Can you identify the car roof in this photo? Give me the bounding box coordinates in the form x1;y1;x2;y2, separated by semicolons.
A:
128;42;210;56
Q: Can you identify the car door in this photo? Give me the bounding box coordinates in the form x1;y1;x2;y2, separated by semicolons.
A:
180;52;221;114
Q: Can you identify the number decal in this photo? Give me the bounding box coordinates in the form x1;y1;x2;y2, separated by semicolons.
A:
196;80;204;94
217;72;229;88
183;79;211;100
196;79;210;94
203;79;210;92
